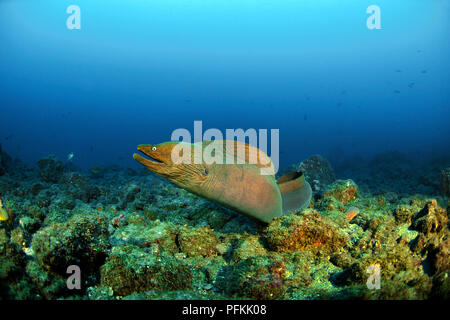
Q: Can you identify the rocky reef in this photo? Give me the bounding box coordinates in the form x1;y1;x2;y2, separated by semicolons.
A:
0;147;448;300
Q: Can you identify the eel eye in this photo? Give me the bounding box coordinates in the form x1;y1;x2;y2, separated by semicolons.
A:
152;146;157;151
204;168;209;175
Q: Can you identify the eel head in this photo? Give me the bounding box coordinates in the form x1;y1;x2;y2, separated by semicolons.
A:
133;142;208;190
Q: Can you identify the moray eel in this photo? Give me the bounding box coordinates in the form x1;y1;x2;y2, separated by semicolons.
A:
133;140;312;223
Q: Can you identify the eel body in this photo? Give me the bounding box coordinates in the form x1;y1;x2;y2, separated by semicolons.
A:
133;140;312;223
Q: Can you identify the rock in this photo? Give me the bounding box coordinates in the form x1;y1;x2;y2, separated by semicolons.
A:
426;232;449;275
100;244;192;296
177;226;220;258
323;179;359;205
297;155;336;192
119;184;141;209
62;173;101;202
37;155;64;183
110;220;178;254
215;255;312;300
232;235;268;262
441;168;450;197
411;200;447;236
264;210;349;255
31;213;110;275
393;205;415;224
0;228;31;298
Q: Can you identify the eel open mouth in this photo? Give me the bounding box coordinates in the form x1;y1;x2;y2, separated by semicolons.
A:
133;145;166;167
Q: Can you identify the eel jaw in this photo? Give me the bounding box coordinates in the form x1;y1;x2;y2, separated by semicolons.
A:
133;145;166;171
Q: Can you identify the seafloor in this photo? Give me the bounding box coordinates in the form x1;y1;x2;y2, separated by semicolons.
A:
0;144;449;300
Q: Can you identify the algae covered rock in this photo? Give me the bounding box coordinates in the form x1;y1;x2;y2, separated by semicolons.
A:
37;155;64;183
32;213;110;274
215;254;312;300
324;179;359;204
110;219;178;254
100;244;193;296
297;155;336;192
411;199;447;236
61;172;101;203
264;210;349;256
0;228;27;297
177;226;220;257
232;235;268;262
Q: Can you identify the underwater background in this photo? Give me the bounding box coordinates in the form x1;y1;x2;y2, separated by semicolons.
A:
0;0;449;300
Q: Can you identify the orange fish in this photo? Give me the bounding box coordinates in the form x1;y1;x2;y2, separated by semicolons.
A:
345;207;360;222
0;198;9;221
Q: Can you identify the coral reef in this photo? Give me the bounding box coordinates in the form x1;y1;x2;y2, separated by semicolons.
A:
37;155;64;183
0;146;448;300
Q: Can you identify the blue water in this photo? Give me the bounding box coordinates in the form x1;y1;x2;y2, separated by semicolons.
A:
1;0;449;171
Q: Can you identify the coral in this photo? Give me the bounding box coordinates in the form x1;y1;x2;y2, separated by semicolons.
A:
324;179;359;205
110;219;178;254
177;226;220;258
37;155;64;183
264;210;349;256
430;271;450;299
426;232;449;275
1;145;448;300
0;228;28;298
232;235;268;262
118;184;141;209
61;172;101;203
100;244;193;296
297;155;336;192
393;205;415;224
215;254;313;300
411;200;447;236
31;213;110;275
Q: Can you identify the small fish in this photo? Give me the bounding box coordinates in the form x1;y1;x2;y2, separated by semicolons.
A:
345;207;360;222
421;70;427;74
67;152;74;162
395;69;402;73
0;198;9;221
394;90;401;94
408;82;415;88
90;166;102;174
